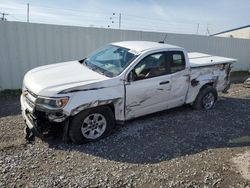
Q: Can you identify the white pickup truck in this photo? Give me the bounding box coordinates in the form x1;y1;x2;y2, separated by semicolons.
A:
21;41;236;144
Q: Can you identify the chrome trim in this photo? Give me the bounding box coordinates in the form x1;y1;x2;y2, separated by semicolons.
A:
23;88;37;110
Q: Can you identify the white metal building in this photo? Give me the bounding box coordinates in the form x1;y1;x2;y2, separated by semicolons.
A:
211;25;250;39
1;22;250;89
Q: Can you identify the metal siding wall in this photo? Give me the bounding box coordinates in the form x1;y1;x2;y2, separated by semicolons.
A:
0;21;250;89
165;33;250;71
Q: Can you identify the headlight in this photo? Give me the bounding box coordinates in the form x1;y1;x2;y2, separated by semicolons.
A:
36;97;69;110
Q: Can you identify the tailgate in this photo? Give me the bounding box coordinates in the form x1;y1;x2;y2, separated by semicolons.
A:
188;52;236;68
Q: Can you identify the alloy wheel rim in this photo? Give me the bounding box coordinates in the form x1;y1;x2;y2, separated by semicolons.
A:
202;92;215;110
81;113;107;139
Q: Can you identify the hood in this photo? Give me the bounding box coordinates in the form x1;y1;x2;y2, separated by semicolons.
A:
24;61;108;96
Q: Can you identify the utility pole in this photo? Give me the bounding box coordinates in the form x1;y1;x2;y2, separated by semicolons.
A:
119;13;121;30
27;3;30;23
196;23;200;35
206;24;210;35
0;12;8;21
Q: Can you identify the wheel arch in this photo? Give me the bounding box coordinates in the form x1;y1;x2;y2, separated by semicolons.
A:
199;82;215;92
192;84;218;110
68;104;116;144
69;97;123;119
194;82;217;102
71;103;115;117
186;81;216;104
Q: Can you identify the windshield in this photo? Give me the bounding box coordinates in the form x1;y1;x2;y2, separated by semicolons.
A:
83;45;138;77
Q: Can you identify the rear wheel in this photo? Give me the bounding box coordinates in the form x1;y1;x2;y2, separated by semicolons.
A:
69;106;115;144
192;85;217;110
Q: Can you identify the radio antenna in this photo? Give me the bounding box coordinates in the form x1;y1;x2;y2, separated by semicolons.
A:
158;33;168;43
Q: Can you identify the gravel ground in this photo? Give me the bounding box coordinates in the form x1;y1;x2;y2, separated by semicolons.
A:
0;84;249;187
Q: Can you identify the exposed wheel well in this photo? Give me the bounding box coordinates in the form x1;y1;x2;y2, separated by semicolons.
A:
200;82;214;91
107;103;115;115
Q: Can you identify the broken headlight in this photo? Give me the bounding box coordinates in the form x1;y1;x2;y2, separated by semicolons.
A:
36;97;69;110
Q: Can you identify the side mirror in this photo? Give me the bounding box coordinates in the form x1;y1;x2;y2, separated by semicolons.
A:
127;70;136;82
79;58;86;64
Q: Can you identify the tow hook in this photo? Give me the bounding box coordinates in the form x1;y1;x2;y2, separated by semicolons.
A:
24;126;35;142
24;125;44;142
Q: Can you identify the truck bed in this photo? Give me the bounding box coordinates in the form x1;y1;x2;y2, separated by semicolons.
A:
188;52;236;68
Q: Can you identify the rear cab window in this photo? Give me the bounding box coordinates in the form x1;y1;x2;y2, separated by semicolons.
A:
166;51;186;73
129;50;186;81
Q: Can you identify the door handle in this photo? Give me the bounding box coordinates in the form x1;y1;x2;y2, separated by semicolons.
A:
159;81;170;85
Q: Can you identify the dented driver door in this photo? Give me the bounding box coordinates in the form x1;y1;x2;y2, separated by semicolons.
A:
125;50;189;120
125;52;173;120
125;74;173;120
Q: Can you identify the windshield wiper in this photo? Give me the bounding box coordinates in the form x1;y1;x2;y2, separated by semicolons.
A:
91;65;109;76
83;60;111;77
82;60;94;70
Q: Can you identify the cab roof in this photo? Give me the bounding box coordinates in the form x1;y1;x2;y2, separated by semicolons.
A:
112;41;181;53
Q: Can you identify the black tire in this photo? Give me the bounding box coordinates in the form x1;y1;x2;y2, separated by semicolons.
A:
192;85;218;110
69;106;115;144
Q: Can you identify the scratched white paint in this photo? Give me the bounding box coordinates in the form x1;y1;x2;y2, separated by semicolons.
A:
185;64;231;104
1;21;248;89
121;42;233;120
21;41;233;122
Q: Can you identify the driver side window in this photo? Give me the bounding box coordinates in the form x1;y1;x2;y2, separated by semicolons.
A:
131;52;167;81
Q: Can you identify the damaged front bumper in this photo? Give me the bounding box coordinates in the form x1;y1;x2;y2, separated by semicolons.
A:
22;109;42;139
21;94;69;141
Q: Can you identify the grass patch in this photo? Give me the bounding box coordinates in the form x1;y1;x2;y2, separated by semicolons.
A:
229;136;250;144
230;71;249;83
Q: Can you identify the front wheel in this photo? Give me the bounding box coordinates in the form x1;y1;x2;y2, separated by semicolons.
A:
69;106;115;144
192;85;218;110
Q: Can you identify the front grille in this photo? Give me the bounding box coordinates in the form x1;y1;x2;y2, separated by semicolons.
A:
26;109;36;122
25;96;35;108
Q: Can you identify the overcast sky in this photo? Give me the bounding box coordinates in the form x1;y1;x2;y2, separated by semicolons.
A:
0;0;249;35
